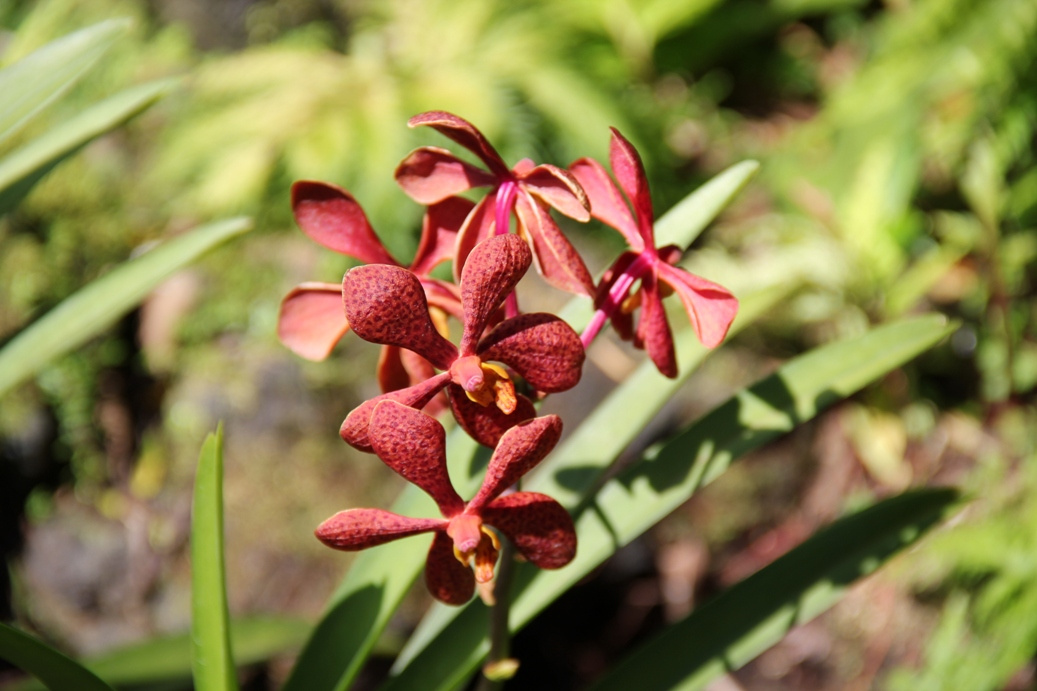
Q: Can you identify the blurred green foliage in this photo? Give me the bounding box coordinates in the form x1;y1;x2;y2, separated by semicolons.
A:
2;0;1037;686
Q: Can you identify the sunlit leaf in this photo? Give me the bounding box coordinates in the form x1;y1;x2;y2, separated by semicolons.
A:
592;488;959;690
0;216;251;398
382;315;955;690
0;78;177;215
0;19;130;147
191;424;239;691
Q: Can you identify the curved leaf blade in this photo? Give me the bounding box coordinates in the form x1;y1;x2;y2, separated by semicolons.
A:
191;424;239;691
592;488;960;691
0;216;251;398
0;77;177;214
383;314;955;690
0;622;113;691
0;19;130;146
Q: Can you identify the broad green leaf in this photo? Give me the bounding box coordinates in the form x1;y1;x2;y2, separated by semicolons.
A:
6;617;309;691
383;314;955;691
283;161;760;691
0;622;113;691
191;425;239;691
593;488;960;690
0;216;251;398
0;19;130;147
0;78;177;214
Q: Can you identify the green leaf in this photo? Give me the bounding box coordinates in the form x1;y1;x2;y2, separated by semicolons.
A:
0;216;251;398
0;622;113;691
0;19;130;147
0;77;177;214
6;617;309;691
191;424;239;691
592;488;960;690
383;314;955;691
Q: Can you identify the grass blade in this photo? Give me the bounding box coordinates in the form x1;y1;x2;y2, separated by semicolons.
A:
0;78;177;214
0;622;113;691
191;424;239;691
383;314;955;690
0;216;251;398
0;19;129;147
592;488;959;690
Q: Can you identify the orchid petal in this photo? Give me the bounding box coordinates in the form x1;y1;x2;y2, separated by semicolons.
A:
468;415;563;510
277;282;349;361
570;156;642;250
410;196;473;276
608;128;656;246
657;262;739;349
408;111;510;178
395;146;496;205
518;164;591;222
340;373;451;452
343;264;458;368
420;277;465;322
448;384;536;448
377;346;411;394
458;234;531;354
369;401;465;517
291;181;397;265
481;493;576;569
638;271;678;378
425;530;476;605
514;191;595;297
478;313;585;393
315;508;444;550
452;194;498;283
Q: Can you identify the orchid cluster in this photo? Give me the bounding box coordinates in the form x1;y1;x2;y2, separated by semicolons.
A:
277;112;739;605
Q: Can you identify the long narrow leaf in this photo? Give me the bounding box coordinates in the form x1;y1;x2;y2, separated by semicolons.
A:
392;285;791;669
383;314;955;690
6;617;309;691
592;488;960;690
0;78;177;214
0;216;251;398
283;161;760;691
0;19;129;147
0;622;113;691
191;425;239;691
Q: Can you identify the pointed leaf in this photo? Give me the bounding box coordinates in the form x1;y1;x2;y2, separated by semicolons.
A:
593;488;960;691
191;424;239;691
0;622;113;691
384;315;956;690
0;78;175;215
0;19;129;147
0;217;251;398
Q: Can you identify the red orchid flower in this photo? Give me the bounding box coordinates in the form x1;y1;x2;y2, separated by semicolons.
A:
569;129;739;378
277;180;472;397
339;233;585;451
317;401;576;605
395;111;595;299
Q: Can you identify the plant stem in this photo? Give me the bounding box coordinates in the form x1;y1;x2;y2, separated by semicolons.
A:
475;538;517;691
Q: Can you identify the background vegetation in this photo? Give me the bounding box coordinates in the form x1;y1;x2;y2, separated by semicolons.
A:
1;0;1036;688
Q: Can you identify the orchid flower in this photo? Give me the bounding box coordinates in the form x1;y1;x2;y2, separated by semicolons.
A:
277;180;472;398
395;111;595;299
316;401;576;605
570;129;739;378
339;234;585;450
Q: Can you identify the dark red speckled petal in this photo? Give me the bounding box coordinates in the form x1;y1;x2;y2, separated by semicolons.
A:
468;415;563;510
315;508;444;550
482;492;576;569
478;313;584;393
